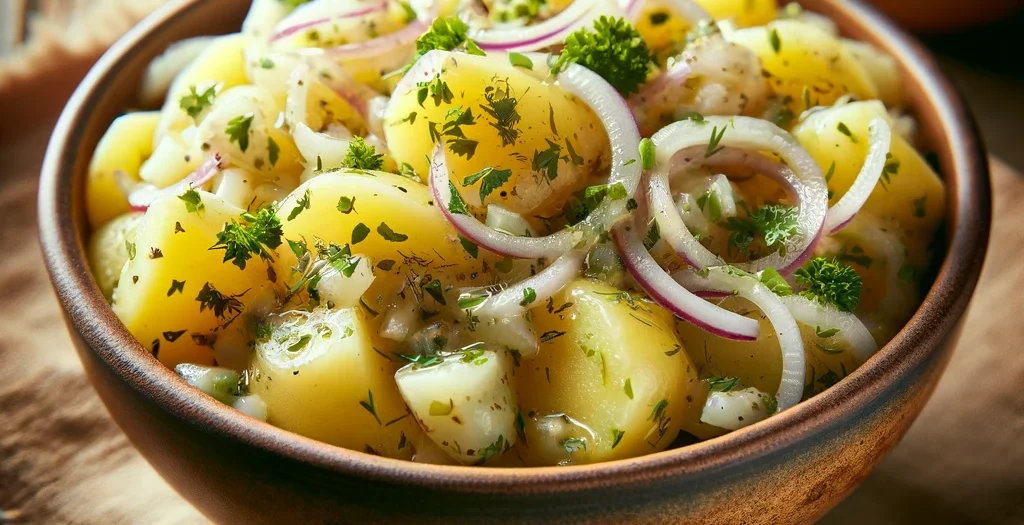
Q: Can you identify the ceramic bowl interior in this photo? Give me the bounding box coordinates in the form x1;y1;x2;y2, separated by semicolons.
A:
39;0;990;501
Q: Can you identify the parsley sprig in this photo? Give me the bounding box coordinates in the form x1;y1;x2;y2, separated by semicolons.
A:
551;16;654;96
210;207;283;270
341;137;384;171
794;257;863;312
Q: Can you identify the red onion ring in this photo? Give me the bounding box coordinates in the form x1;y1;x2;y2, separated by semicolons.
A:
126;154;224;210
470;251;586;319
778;294;878;366
270;0;387;42
674;267;805;410
823;117;891;234
648;116;828;275
472;0;606;52
316;4;434;62
425;53;641;259
613;187;760;341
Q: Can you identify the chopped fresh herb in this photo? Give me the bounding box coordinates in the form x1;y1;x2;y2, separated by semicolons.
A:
477;435;506;462
913;195;927;218
626;198;638;211
795;257;863;312
881;152;900;187
210;206;283;269
458;234;479;258
414;16;473;61
254;322;273;341
377;222;408;242
462;166;512;201
824;160;836;181
897;264;918;283
287;238;307;260
178;186;204;215
481;82;521;147
359;390;382;425
610;429;625;449
643;220;660;250
705;125;727;158
352;223;371;244
648;399;669;421
532;139;562;180
179;84;216;120
624;378;634;399
287;189;312;221
287;334;313;353
341;136;384;171
551;16;654;96
397;162;419;181
377;259;396;271
520;287;537;306
639;137;656;170
447;181;471;215
422;279;446;305
815;326;840;338
563;437;587;454
769;28;781;53
508;52;533;69
836;122;857;142
680;111;707;124
429;399;453;416
167;279;185;296
337;195;356;214
125;240;136;261
721;203;798;254
759;267;793;296
259;57;275;69
195;282;244;320
764;394;778;416
268;137;280;167
540;330;567;343
417;75;454;108
225;113;254;153
457;292;488;310
705;376;739;393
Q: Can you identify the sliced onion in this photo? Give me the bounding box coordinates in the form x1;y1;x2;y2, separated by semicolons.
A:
428;57;641;259
823;117;891;234
318;4;435;62
674;266;805;410
470;251;585;319
293;122;352;167
285;62;314;130
471;0;606;52
613;201;760;341
778;294;878;366
700;387;771;430
127;154;224;210
270;0;387;42
380;292;420;341
485;204;538;237
302;54;382;121
649;116;828;274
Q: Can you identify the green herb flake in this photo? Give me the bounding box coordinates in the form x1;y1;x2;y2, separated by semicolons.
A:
377;222;408;242
520;287;537;306
704;376;739;393
551;16;654;96
610;428;626;449
210;207;283;270
341;136;385;171
769;28;781;53
508;52;533;69
352;223;371;244
359;389;382;425
639;137;656;170
458;234;479;258
759;267;793;296
178;186;205;215
624;378;634;399
287;189;312;221
836;122;858;143
815;326;840;338
705;125;727;158
337;195;356;214
179;84;216;120
462;166;513;202
268;137;280;167
225;113;254;153
794;257;863;312
422;279;446;305
563;437;587;454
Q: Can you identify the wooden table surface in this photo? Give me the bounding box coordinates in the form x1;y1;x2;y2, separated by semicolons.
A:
0;3;1022;523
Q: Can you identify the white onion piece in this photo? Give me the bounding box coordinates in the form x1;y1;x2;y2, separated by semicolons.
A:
472;0;605;52
472;315;540;357
649;116;827;274
232;395;269;421
612;206;760;341
380;292;420;341
270;0;387;42
823;117;891;234
700;387;771;430
127;154;223;210
470;251;585;319
317;257;375;308
674;267;805;410
428;57;642;259
485;204;538;237
293;122;352;167
242;0;291;38
140;37;214;107
285;62;313;130
778;294;878;366
676;192;709;236
213;168;257;209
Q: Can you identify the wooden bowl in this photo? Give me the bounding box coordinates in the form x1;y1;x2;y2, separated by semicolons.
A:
38;1;991;523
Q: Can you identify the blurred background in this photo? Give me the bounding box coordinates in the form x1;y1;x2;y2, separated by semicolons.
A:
0;0;1022;523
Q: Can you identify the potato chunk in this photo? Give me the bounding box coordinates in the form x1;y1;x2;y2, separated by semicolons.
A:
87;211;144;301
516;279;702;466
250;306;419;458
87;112;160;228
396;350;517;464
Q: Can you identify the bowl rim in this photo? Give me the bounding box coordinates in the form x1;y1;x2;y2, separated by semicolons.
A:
38;0;991;493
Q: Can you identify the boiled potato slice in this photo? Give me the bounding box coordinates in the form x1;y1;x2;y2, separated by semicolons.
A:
87;112;160;228
516;279;702;466
842;39;903;108
156;33;252;143
249;306;419;458
384;51;609;215
792;100;945;249
634;0;699;59
396;349;517;464
87;211;144;301
726;20;877;114
696;0;777;27
112;191;277;367
272;170;499;312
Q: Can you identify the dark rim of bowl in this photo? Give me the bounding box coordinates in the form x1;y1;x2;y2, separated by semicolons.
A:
39;0;990;493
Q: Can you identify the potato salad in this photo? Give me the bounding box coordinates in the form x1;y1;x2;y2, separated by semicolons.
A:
86;0;945;466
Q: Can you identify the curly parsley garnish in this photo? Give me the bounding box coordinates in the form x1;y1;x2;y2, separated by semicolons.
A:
179;84;216;120
341;137;384;171
551;16;654;96
210;207;283;269
795;257;863;312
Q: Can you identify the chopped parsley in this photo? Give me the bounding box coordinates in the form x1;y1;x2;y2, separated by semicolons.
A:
414;16;474;62
610;429;625;449
563;437;587;454
352;223;371;244
551;16;654;96
178;186;204;215
196;282;244;320
836;122;857;142
463;166;512;201
287;189;312;221
268;137;280;167
794;257;863;312
377;222;409;242
341;137;384;171
417;75;454;108
481;82;521;147
721;203;798;255
336;196;355;214
447;181;470;215
704;376;739;393
532;139;562;180
508;52;533;69
179;84;216;120
643;220;661;250
759;267;793;296
639;138;656;170
769;28;781;53
422;279;446;305
225;113;254;153
624;378;634;399
210;206;283;269
440;106;479;159
477;435;506;462
520;287;537;306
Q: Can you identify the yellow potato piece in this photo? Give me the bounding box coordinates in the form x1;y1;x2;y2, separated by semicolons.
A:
842;39;904;108
88;211;144;302
516;279;702;466
384;51;609;216
792;100;945;247
250;306;419;458
86;112;160;228
273;170;499;311
635;1;698;59
726;20;877;114
113;192;277;368
696;0;778;27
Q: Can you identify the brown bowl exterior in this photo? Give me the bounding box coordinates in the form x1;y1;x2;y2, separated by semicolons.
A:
38;0;990;523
